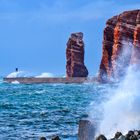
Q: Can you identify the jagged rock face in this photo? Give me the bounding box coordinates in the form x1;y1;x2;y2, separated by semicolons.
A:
98;10;140;82
66;32;88;77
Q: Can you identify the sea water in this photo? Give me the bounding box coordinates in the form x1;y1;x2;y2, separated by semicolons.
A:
1;70;140;140
0;81;111;140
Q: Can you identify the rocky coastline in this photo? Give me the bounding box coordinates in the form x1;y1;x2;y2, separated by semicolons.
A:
72;9;140;140
39;119;140;140
96;130;140;140
98;10;140;82
4;9;140;140
77;120;140;140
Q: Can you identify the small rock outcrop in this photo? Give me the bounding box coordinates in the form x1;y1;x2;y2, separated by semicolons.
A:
40;137;47;140
96;135;107;140
96;130;140;140
51;136;61;140
66;32;88;77
98;10;140;82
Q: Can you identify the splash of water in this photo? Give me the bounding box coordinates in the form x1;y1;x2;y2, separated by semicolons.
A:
11;80;20;84
97;65;140;137
35;72;54;78
7;71;55;78
7;71;28;78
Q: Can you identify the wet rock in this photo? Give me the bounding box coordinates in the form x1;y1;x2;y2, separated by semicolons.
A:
118;135;126;140
134;130;139;136
137;135;140;140
114;132;123;139
125;131;134;140
130;135;138;140
51;136;61;140
128;131;135;136
97;130;140;140
134;130;140;139
96;134;107;140
40;137;47;140
125;134;131;140
78;119;95;140
66;32;88;77
98;10;140;82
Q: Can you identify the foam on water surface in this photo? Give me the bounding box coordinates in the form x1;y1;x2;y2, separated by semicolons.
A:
0;82;108;140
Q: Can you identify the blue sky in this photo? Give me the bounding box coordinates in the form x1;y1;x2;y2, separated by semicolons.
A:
0;0;140;76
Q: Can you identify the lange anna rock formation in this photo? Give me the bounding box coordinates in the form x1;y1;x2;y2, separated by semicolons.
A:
66;32;88;77
98;10;140;82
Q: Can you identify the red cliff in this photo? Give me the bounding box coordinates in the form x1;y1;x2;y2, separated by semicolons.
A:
66;32;88;77
98;10;140;82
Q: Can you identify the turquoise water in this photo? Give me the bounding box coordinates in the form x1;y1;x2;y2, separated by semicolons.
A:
0;82;109;140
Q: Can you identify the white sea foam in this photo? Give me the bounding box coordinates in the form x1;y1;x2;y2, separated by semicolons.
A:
35;72;54;78
11;80;20;84
7;71;54;78
7;71;27;78
92;40;140;138
95;65;140;138
0;79;4;84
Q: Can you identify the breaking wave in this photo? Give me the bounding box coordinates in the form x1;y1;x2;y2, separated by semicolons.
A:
95;65;140;138
35;72;54;78
7;71;28;78
7;71;54;78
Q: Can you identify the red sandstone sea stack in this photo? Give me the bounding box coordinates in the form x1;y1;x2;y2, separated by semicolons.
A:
98;10;140;82
66;32;88;77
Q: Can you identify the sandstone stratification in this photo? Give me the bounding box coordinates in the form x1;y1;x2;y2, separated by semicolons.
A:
66;32;88;77
98;10;140;82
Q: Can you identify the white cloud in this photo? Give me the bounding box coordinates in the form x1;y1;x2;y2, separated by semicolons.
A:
0;0;140;23
29;0;140;23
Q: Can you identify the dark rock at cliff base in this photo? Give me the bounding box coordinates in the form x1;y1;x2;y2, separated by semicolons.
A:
78;120;95;140
66;32;88;77
98;10;140;82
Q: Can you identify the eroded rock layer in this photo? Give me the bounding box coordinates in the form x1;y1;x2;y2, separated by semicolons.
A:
66;32;88;77
98;10;140;82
